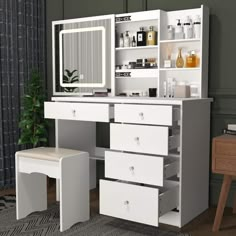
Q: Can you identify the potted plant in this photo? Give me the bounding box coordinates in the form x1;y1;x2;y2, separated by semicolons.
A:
18;70;48;148
63;69;79;92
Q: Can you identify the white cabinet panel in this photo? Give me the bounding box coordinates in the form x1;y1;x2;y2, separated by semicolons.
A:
110;123;179;155
44;102;112;122
105;151;179;186
115;104;180;125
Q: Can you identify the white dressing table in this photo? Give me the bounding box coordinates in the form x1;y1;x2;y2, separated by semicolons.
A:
45;96;211;227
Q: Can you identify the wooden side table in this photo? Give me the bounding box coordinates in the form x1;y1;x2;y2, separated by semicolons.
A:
212;134;236;232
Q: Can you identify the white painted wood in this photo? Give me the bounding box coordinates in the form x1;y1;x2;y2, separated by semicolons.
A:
159;211;180;227
51;96;213;104
100;180;179;226
60;152;89;232
105;151;179;186
100;180;159;226
18;157;60;179
16;148;90;232
110;123;179;156
16;154;47;220
45;102;112;122
114;104;180;125
180;99;211;226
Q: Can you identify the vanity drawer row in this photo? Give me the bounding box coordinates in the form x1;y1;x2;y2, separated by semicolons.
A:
100;103;180;227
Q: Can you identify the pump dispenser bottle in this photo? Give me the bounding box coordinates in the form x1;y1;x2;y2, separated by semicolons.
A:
147;26;157;45
137;27;146;46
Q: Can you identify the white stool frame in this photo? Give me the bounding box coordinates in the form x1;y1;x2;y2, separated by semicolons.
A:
15;149;89;232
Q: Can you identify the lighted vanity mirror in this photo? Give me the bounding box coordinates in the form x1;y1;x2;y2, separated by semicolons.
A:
52;15;115;95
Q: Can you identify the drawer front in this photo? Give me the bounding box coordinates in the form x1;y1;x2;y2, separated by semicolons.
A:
100;180;159;226
105;151;165;186
115;104;178;126
44;102;112;122
110;124;170;155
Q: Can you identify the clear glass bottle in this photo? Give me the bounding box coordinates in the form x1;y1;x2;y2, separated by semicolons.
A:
176;47;184;68
119;33;124;47
124;31;130;47
147;26;157;45
137;27;146;46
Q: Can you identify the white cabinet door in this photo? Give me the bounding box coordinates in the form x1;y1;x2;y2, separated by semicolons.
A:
110;123;179;155
105;151;179;186
44;102;112;122
115;104;179;125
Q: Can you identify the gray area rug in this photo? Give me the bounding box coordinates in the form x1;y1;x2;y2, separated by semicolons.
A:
0;195;190;236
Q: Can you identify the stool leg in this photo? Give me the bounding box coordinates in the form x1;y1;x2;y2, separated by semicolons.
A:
212;175;232;232
16;172;47;219
59;153;89;232
233;192;236;214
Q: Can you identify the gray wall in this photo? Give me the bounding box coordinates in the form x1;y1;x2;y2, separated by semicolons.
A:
46;0;236;206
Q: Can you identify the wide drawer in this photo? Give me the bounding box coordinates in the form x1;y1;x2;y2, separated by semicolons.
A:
110;123;180;156
115;104;180;126
100;180;179;226
44;102;113;122
105;151;179;186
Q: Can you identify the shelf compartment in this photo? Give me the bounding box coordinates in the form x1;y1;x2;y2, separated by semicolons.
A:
116;45;158;51
159;67;200;71
160;38;201;44
115;69;158;78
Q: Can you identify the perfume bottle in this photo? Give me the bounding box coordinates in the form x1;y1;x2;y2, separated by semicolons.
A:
124;31;130;47
119;33;124;47
176;48;184;68
132;36;136;47
137;27;146;46
186;50;198;67
167;25;174;40
147;26;157;46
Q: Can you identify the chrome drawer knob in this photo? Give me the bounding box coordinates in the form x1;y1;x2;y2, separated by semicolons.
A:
134;137;139;142
124;200;129;205
139;112;144;120
72;109;76;116
129;166;134;171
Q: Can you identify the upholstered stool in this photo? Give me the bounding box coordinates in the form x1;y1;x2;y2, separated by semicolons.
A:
15;147;89;232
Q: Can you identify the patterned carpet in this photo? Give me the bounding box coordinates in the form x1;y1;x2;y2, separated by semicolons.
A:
0;195;190;236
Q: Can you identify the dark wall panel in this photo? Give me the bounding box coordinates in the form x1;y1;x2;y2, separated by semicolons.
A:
127;0;146;12
64;0;127;18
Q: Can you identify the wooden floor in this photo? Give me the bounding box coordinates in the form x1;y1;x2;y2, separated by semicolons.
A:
2;180;236;236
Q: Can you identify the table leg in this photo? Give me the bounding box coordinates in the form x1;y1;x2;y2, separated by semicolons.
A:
212;175;232;232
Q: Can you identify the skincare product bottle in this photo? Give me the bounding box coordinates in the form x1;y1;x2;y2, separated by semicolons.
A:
132;36;136;47
171;78;176;97
147;26;157;45
183;16;193;39
119;33;124;47
167;78;172;97
176;47;184;68
193;15;201;38
137;27;146;46
167;25;174;40
164;46;172;68
186;50;198;67
124;31;130;47
163;80;167;97
175;19;184;39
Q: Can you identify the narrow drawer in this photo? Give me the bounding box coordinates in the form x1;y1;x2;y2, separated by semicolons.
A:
110;123;180;156
100;180;179;226
115;104;180;126
44;102;113;122
105;151;179;186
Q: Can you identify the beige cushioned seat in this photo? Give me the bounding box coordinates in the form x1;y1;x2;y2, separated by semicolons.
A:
16;147;82;162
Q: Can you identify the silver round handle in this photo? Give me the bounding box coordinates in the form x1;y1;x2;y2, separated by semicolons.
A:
72;109;76;116
139;112;144;119
124;200;129;205
134;137;139;142
129;166;134;171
